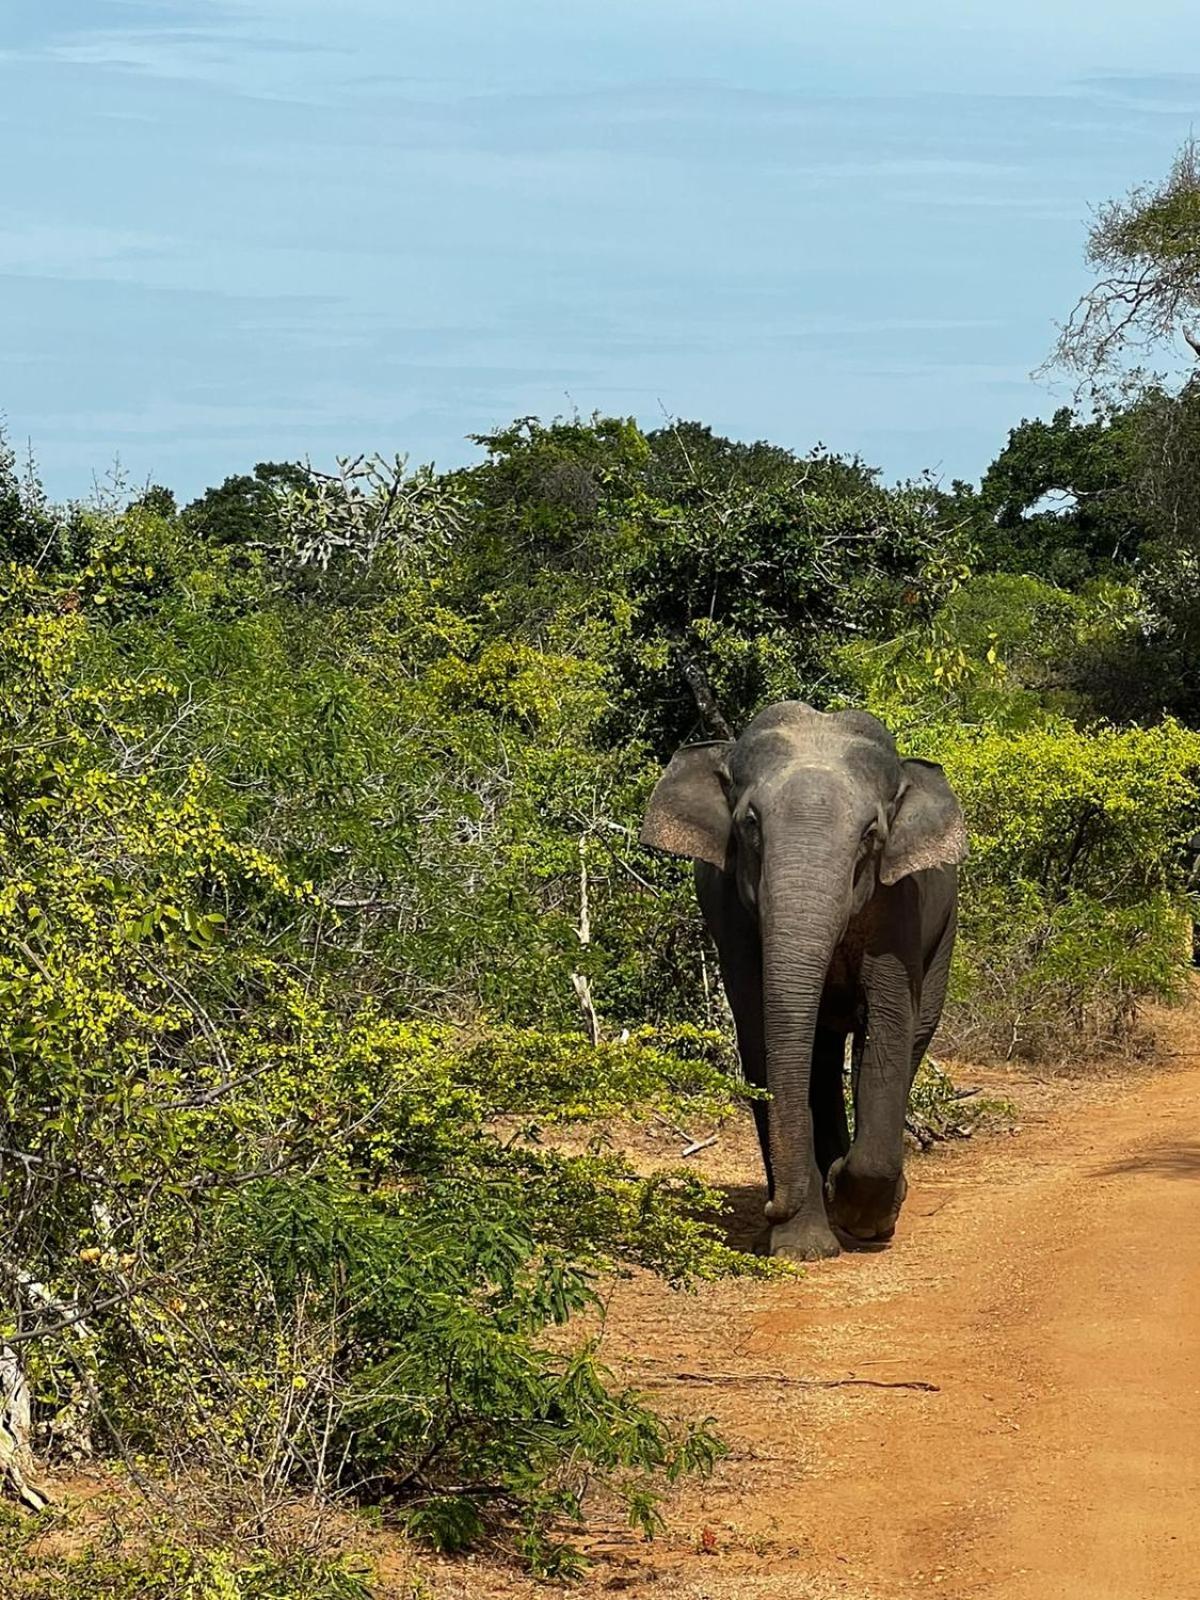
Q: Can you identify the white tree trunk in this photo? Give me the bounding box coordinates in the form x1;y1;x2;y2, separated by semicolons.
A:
0;1342;48;1510
571;837;602;1047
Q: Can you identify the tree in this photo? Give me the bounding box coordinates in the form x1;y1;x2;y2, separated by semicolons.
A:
1036;137;1200;708
0;430;89;569
182;461;311;547
451;414;968;755
128;485;177;519
620;457;963;753
1049;137;1200;384
1097;375;1200;721
971;407;1148;585
0;550;750;1562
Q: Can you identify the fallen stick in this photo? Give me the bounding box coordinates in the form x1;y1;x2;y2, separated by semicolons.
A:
680;1135;718;1159
649;1370;939;1393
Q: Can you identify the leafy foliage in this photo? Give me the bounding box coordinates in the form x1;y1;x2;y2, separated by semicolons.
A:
970;407;1148;585
0;535;753;1573
3;369;1200;1589
926;721;1199;1057
0;1503;374;1600
839;571;1138;735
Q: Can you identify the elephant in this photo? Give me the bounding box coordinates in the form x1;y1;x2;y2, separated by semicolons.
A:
640;701;967;1261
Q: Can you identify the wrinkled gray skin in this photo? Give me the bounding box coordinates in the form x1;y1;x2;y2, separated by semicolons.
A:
641;702;966;1261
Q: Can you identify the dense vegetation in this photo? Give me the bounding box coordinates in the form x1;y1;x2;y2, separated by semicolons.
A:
5;140;1200;1597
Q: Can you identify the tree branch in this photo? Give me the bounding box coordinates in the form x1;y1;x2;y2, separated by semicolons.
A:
680;656;734;740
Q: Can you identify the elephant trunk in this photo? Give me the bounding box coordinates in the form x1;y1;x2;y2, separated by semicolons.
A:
759;853;847;1224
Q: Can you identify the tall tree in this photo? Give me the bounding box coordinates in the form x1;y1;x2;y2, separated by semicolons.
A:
1049;137;1200;385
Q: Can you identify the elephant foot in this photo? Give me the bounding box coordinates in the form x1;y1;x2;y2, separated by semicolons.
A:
826;1156;906;1243
769;1211;841;1261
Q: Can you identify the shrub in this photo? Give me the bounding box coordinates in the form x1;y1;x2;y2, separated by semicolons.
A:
0;563;757;1569
927;721;1200;1058
0;1504;374;1600
840;577;1200;1059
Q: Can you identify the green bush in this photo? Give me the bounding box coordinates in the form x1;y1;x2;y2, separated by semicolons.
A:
929;721;1200;1057
0;562;756;1570
0;1505;374;1600
838;573;1200;1058
837;571;1138;736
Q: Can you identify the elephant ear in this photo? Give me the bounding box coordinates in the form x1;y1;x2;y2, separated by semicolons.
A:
640;742;735;870
880;759;968;886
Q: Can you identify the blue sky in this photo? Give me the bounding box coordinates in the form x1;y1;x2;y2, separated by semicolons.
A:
5;1;1200;501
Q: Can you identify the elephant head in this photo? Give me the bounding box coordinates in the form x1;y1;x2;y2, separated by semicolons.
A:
641;702;967;1250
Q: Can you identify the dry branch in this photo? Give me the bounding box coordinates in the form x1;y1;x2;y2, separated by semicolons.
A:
650;1369;940;1393
680;655;734;741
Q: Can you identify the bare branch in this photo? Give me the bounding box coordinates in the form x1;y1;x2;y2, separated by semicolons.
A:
680;655;734;740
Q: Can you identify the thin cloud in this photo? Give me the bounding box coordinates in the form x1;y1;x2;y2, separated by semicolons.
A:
0;219;169;279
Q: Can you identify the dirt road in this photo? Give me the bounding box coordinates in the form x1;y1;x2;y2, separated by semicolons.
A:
45;1038;1200;1598
513;1043;1200;1599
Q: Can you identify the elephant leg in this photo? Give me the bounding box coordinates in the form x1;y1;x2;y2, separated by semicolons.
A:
910;905;956;1083
766;1041;840;1260
695;864;772;1197
827;955;915;1242
810;1026;850;1181
849;1023;865;1111
736;996;772;1200
750;1090;773;1199
697;864;839;1262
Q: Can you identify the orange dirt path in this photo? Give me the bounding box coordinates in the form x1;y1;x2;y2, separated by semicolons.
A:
59;1042;1200;1599
446;1043;1200;1599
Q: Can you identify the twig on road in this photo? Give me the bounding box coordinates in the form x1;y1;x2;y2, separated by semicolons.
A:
636;1364;940;1393
680;1135;719;1159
